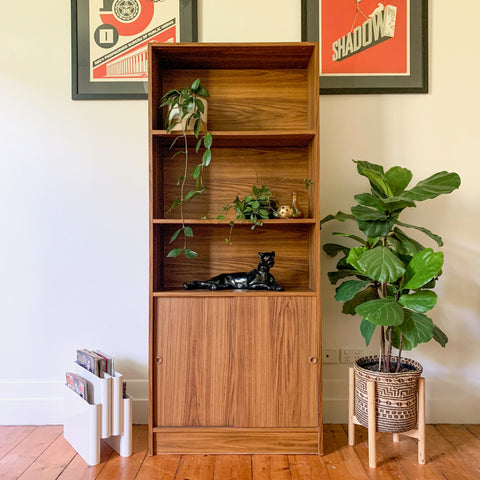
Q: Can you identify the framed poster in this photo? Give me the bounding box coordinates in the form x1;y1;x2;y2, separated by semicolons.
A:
71;0;198;100
302;0;428;94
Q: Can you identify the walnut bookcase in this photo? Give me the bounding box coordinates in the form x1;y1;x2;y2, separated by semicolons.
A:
148;42;321;454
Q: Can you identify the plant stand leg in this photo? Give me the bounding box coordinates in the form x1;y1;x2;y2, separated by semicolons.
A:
367;379;377;468
348;367;355;446
391;377;426;465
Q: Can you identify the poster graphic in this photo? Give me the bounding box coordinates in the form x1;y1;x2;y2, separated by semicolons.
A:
88;0;179;82
321;0;409;76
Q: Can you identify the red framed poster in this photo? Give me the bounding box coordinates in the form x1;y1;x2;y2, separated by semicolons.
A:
310;0;428;94
71;0;197;99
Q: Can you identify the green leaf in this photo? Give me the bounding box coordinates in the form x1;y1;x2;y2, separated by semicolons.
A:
194;118;201;137
433;325;448;347
360;319;377;346
355;298;405;326
385;166;413;195
191;78;200;91
323;243;350;257
390;227;425;255
192;164;202;180
346;246;368;272
395;221;443;247
357;246;406;283
327;269;360;285
166;198;182;214
354;193;386;211
203;132;213;148
342;287;377;315
202;149;212;166
169;228;182;244
400;310;435;345
195;138;203;153
184;190;198;201
194;98;204;113
167;248;183;257
184;249;198;258
403;171;461;201
183;226;194;237
399;290;437;313
391;328;416;351
403;248;444;290
357;219;394;238
320;211;355;225
351;205;389;221
332;232;368;245
335;280;371;302
354;160;393;197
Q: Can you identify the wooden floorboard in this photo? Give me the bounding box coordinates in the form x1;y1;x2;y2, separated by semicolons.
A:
0;425;479;479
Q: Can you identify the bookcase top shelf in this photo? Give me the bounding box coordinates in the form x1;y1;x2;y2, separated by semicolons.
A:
149;42;317;70
152;218;317;225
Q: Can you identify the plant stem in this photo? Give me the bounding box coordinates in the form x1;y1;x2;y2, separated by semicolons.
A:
380;326;386;372
181;128;188;250
386;327;393;373
396;333;403;373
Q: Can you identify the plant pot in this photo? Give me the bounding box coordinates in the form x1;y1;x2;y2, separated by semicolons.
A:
354;355;423;433
168;96;208;132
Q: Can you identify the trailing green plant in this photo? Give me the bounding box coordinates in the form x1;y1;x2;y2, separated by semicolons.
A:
160;78;213;258
321;160;461;373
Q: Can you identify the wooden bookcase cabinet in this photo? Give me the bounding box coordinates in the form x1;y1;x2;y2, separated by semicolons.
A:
148;43;321;454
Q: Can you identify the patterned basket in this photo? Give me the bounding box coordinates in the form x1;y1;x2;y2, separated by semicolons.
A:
354;355;423;433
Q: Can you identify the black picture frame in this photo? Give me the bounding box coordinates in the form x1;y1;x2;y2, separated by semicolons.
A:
301;0;428;94
71;0;198;100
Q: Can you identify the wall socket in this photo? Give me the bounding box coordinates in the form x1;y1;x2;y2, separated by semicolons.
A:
341;348;364;364
322;348;339;364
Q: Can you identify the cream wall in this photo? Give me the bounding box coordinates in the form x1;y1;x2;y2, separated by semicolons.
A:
0;1;478;424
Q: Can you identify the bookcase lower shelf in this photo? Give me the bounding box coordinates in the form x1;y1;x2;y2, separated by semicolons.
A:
151;427;320;454
63;364;133;466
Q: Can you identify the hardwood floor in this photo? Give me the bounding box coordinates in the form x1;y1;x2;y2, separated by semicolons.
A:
0;424;479;479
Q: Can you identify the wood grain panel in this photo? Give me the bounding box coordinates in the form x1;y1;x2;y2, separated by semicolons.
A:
161;69;309;131
152;428;319;454
158;224;312;291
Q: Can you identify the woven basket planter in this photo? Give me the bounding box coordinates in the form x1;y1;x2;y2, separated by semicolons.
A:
354;355;423;433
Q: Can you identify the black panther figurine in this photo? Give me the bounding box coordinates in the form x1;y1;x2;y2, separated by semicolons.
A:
183;251;284;291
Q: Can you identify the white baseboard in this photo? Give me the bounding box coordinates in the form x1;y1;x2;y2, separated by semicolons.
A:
0;379;149;425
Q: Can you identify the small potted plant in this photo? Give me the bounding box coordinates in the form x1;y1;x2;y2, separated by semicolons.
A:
160;79;213;258
321;160;460;433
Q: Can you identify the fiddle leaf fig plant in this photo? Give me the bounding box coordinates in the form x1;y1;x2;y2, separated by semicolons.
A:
160;79;212;258
321;161;460;373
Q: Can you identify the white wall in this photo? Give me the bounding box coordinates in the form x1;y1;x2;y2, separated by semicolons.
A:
0;0;478;425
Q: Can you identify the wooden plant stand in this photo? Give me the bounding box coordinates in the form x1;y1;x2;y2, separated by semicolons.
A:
348;367;426;468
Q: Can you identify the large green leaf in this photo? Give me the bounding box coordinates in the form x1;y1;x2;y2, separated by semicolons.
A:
323;243;350;257
351;205;389;221
346;247;368;271
433;325;448;347
357;219;394;238
342;287;378;315
385;166;413;195
354;161;393;197
354;193;386;211
360;319;377;346
403;171;461;201
355;298;405;326
395;221;443;247
391;327;416;350
357;246;406;283
320;211;355;225
332;232;368;245
403;248;444;290
390;227;425;255
399;290;438;313
400;310;435;345
335;280;371;302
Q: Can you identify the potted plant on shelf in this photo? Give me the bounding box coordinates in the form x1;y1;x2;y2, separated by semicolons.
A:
160;78;213;258
321;160;460;432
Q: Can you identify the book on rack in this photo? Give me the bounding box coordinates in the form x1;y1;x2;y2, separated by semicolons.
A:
65;372;88;400
92;350;114;376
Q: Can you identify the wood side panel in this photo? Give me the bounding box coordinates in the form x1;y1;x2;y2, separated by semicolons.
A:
152;428;319;454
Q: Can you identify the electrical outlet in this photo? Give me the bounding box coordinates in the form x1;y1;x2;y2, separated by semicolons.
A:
322;348;339;364
341;348;364;364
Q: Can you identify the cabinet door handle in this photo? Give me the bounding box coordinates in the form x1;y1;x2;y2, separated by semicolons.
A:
309;355;318;364
155;356;163;365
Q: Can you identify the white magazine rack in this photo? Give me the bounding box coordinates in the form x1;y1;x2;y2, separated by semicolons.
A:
63;363;133;465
